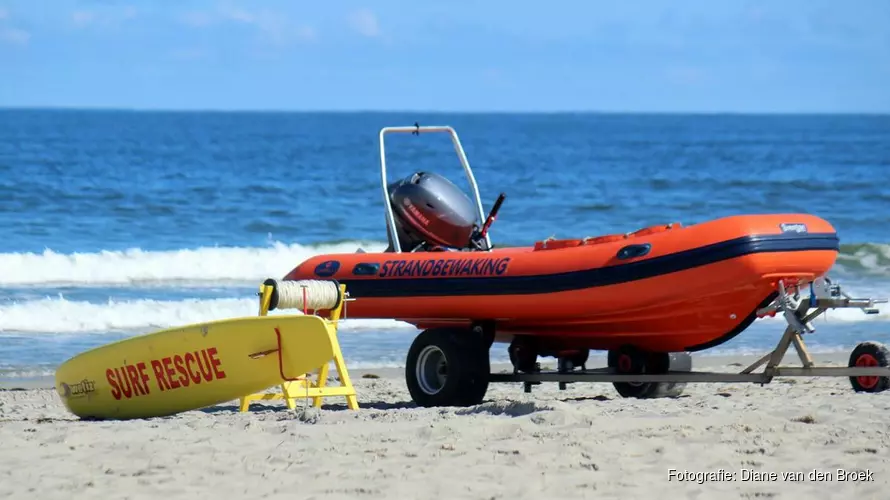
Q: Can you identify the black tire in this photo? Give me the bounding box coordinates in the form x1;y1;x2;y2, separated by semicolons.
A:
455;329;491;406
648;352;691;398
563;349;589;370
608;346;656;398
405;328;490;407
508;337;539;373
607;346;690;399
848;341;890;393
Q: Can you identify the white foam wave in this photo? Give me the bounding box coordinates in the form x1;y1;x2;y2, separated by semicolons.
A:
0;240;387;287
2;240;888;288
836;243;890;277
0;296;416;334
0;369;57;380
0;291;886;337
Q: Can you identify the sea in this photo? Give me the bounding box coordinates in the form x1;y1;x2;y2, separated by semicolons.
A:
1;109;888;382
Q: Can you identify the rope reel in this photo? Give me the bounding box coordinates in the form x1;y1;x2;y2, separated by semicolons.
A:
262;278;343;312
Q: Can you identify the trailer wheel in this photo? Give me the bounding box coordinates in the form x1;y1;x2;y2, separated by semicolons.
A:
608;346;655;398
608;346;690;399
562;349;589;370
848;342;890;393
508;337;539;373
648;352;691;398
406;328;490;407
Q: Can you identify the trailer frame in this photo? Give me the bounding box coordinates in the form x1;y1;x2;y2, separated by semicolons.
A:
487;277;890;395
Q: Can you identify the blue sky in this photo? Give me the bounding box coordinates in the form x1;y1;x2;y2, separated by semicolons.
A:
1;0;888;112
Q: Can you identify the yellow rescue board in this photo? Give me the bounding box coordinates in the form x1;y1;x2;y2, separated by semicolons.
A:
54;314;335;420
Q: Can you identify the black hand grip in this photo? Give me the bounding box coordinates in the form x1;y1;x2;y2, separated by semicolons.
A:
479;193;506;238
617;243;651;260
489;193;506;219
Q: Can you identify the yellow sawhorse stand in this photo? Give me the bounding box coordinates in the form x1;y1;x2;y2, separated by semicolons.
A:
238;282;359;412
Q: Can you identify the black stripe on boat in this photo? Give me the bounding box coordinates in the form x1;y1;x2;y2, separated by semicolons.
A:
337;232;839;298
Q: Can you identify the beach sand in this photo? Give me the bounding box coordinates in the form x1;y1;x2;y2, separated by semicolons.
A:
2;353;889;500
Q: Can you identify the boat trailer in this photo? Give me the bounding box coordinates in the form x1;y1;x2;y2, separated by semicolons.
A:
489;277;890;397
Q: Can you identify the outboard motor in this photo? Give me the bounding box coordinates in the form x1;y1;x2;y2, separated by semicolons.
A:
386;171;479;252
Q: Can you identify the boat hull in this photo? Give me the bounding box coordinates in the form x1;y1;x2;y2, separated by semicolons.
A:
284;214;839;352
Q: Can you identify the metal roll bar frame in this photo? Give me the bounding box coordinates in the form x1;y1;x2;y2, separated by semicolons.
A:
378;125;492;253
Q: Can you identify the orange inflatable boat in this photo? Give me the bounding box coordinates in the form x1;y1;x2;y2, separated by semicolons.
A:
278;125;847;406
285;214;837;354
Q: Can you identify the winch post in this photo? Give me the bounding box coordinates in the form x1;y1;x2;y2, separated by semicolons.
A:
239;281;359;412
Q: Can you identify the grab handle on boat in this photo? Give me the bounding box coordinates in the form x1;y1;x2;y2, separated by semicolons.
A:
469;192;506;251
616;243;651;260
479;192;506;239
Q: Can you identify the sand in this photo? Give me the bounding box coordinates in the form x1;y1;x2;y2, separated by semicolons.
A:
2;354;889;500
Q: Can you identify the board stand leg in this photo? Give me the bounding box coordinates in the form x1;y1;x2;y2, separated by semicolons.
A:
239;283;359;412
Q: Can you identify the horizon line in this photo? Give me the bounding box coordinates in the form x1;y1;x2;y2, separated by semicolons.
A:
1;105;889;116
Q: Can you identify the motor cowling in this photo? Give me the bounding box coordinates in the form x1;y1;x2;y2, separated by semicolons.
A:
386;171;478;251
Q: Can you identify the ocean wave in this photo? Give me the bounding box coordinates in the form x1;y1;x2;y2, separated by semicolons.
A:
0;240;387;287
0;240;886;287
0;292;886;337
837;243;890;277
0;295;417;334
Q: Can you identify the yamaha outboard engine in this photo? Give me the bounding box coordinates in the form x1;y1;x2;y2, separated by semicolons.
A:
385;171;479;252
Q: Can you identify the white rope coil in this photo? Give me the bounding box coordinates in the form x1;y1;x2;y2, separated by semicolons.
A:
270;279;341;311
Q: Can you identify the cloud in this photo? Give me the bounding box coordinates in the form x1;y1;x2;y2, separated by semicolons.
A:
0;6;29;46
0;27;30;45
481;68;507;86
664;66;708;86
178;5;316;45
233;9;316;45
348;8;380;38
293;25;317;42
71;11;96;27
70;5;138;28
218;5;255;24
169;48;208;61
178;11;214;28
